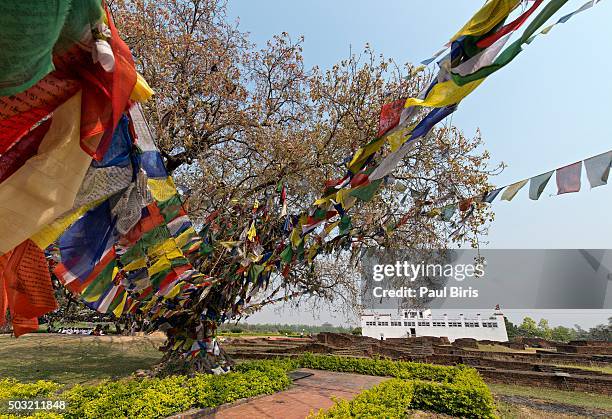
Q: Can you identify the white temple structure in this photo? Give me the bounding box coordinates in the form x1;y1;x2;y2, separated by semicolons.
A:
361;309;508;342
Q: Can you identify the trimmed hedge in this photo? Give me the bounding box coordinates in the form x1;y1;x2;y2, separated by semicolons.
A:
313;377;496;419
1;355;495;418
0;378;60;400
312;379;415;418
297;353;463;383
61;367;290;418
0;366;290;419
238;354;496;418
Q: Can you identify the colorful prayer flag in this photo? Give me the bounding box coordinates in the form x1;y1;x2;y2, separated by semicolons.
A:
556;161;582;194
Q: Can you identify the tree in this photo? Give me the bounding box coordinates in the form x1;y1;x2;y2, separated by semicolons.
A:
504;317;518;340
102;0;498;372
537;318;552;340
518;317;540;338
550;326;575;343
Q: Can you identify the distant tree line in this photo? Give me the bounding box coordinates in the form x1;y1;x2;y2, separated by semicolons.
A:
217;322;354;335
505;316;611;342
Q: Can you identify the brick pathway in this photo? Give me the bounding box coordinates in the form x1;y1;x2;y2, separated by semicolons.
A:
212;369;388;418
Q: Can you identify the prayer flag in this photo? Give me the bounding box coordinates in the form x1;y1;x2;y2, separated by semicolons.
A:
556;161;582;194
483;187;503;203
378;99;404;138
584;151;612;188
529;170;554;200
501;179;528;201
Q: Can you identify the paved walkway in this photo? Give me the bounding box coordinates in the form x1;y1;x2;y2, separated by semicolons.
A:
213;369;388;418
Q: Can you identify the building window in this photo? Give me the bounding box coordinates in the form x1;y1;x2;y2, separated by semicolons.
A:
418;321;430;327
365;321;376;326
448;322;461;327
378;322;389;326
404;321;415;327
432;321;446;327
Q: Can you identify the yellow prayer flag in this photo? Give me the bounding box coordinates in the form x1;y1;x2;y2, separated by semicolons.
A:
0;92;98;253
112;292;128;317
148;255;172;276
388;127;413;152
130;72;154;103
30;197;105;249
247;221;257;241
348;137;386;173
450;0;520;42
501;179;528;201
148;177;178;202
404;78;484;109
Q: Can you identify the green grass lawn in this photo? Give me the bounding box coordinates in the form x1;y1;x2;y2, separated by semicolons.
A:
473;343;539;353
554;363;612;375
0;334;165;386
489;383;612;411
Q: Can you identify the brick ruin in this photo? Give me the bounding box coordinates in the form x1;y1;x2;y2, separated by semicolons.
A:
223;333;612;395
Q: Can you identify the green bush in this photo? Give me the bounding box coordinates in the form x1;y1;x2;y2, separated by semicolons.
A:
0;378;61;400
59;367;290;418
312;379;414;418
0;355;494;418
189;367;290;408
234;358;300;374
297;353;460;383
312;377;495;419
298;354;495;419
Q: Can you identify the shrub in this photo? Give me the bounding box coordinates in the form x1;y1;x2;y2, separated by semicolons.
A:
1;355;494;418
0;378;61;400
59;364;291;418
297;353;459;383
234;358;300;374
312;379;414;418
230;328;243;333
188;367;290;408
298;354;496;419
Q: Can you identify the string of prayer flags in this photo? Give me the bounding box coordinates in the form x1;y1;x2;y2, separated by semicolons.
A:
449;0;570;87
556;161;582;195
540;0;602;34
0;0;607;342
464;149;612;208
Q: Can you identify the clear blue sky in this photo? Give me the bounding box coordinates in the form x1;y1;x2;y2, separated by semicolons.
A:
226;1;612;328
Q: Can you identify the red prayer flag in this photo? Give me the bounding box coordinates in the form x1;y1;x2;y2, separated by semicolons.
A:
378;99;405;138
0;240;57;337
476;0;543;48
556;161;582;195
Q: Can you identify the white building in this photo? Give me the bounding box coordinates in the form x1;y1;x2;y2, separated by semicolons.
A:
361;309;508;342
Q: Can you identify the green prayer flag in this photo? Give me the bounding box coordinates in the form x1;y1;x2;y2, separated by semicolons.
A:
280;245;293;264
451;0;570;86
349;179;383;202
338;214;352;236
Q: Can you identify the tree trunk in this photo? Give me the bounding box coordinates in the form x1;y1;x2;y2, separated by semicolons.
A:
155;336;234;376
